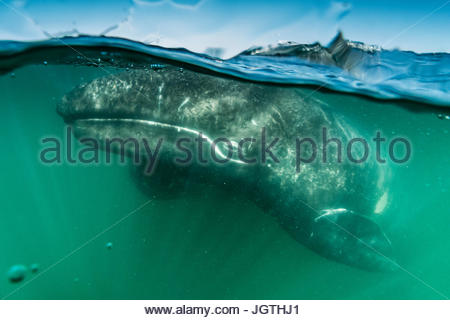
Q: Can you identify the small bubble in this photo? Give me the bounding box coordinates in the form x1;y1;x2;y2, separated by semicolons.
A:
106;242;113;250
7;264;27;283
30;263;39;274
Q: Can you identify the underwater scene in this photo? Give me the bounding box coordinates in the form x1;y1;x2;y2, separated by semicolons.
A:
0;31;449;300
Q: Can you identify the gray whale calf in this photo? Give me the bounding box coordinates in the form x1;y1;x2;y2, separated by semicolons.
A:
57;68;396;271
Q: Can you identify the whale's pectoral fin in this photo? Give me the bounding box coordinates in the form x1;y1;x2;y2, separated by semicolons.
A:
309;209;398;271
131;161;202;200
131;158;223;200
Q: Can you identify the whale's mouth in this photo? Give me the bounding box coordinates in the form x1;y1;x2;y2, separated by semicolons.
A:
68;117;204;138
57;109;170;139
60;117;246;166
70;118;187;132
56;102;149;125
62;116;194;146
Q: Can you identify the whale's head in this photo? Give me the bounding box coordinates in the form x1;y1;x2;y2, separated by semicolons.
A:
57;70;178;139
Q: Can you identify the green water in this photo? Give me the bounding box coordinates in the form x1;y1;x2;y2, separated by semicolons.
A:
0;65;449;299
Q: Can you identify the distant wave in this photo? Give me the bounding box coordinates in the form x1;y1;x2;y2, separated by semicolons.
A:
0;33;449;107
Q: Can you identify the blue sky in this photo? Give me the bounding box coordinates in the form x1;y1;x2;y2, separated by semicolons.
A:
0;0;449;57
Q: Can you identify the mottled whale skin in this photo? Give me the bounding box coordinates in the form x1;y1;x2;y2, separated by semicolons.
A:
58;68;395;271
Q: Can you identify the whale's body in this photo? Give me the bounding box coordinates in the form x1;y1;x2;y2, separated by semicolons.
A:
58;68;395;271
